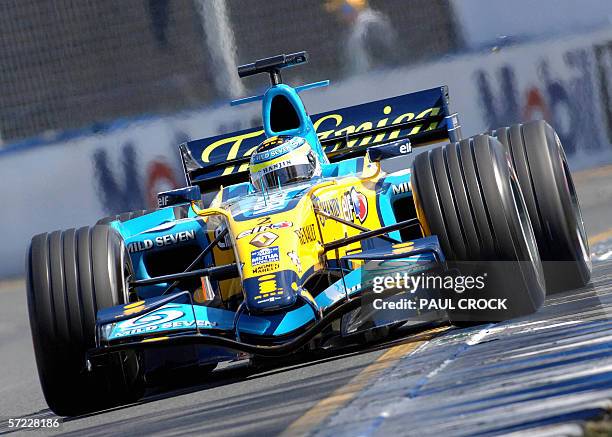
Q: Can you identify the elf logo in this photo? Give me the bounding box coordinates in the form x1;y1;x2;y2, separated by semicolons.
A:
341;188;368;224
237;221;292;239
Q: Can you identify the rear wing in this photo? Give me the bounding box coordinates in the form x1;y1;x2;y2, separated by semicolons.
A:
180;86;461;191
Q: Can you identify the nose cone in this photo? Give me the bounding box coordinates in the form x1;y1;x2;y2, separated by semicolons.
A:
243;269;299;312
234;220;303;313
229;188;323;313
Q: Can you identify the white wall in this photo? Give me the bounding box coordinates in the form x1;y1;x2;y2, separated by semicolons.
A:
451;0;612;48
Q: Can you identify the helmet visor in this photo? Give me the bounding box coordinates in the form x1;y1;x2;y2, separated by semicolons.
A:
251;150;318;191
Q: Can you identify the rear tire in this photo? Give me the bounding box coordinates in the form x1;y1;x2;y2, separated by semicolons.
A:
412;135;546;322
493;120;591;292
26;225;143;416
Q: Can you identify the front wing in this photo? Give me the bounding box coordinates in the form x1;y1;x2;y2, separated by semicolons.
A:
89;236;444;362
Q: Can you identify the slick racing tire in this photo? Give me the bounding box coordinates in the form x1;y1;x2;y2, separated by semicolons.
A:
96;209;151;225
26;225;143;416
411;135;546;322
493;120;591;292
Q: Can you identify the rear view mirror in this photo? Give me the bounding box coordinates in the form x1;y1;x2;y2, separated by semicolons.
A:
367;138;412;162
157;186;201;209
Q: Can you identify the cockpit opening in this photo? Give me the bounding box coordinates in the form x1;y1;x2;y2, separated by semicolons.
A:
270;94;300;132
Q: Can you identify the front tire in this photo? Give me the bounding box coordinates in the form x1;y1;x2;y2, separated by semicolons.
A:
26;225;143;416
412;135;546;322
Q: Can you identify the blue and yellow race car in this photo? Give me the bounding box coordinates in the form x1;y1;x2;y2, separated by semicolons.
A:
26;52;591;416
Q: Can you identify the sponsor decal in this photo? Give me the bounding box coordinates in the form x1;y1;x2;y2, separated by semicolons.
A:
197;104;442;178
476;47;607;155
252;144;293;164
128;239;153;252
258;277;281;294
392;182;410;195
111;305;215;337
315;188;368;225
254;294;283;303
127;230;196;253
250;231;278;247
251;246;280;266
259;160;291;175
399;142;412;154
237;221;292;239
120;307;185;328
314;106;441;150
287;250;302;273
252;137;305;164
114;319;215;337
346;188;368;223
252;263;279;274
295;224;317;244
314;197;343;225
257;136;286;152
158;193;170;208
253;273;285;301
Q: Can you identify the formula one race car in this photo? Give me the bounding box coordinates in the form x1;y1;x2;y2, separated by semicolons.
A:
26;51;591;416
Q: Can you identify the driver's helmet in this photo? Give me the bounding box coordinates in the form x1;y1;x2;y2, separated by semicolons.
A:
249;135;321;191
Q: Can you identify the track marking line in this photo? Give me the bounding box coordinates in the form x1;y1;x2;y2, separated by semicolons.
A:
590;228;612;246
281;327;447;437
598;250;612;261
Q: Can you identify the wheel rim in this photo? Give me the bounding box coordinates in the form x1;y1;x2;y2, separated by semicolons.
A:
120;241;133;304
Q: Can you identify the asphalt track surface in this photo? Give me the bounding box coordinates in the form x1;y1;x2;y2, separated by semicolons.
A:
1;165;611;437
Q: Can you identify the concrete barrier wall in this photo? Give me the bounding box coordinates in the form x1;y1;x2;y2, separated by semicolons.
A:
2;28;612;277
